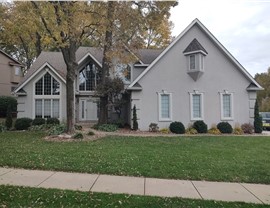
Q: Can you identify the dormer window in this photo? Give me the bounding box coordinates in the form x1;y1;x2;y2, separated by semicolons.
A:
189;55;195;70
183;38;208;81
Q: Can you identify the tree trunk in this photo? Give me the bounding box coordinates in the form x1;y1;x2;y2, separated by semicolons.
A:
98;1;114;124
61;41;77;134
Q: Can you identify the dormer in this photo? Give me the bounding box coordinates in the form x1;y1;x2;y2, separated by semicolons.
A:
183;38;208;81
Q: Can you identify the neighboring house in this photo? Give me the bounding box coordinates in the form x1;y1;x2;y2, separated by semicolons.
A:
0;49;24;96
14;19;263;130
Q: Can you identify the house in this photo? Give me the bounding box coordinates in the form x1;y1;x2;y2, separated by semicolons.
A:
14;19;263;130
0;49;24;96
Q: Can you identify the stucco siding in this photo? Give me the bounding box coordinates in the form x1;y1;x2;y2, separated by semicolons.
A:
132;24;254;130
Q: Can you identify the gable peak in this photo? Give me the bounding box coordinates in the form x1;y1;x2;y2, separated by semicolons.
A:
183;38;208;55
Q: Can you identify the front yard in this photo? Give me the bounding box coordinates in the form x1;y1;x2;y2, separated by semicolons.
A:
0;131;270;184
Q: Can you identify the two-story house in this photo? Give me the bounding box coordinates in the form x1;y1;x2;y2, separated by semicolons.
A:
14;19;262;130
0;49;24;96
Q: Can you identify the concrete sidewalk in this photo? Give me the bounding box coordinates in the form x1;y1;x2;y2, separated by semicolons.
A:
0;167;270;205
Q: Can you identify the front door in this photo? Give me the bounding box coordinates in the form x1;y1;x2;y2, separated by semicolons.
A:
79;98;98;121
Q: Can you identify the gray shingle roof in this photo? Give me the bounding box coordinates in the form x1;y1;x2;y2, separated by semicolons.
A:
16;47;162;90
183;38;208;54
136;49;163;64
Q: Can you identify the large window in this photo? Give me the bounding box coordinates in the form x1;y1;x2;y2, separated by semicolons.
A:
190;93;203;120
220;93;233;120
34;72;61;119
158;92;172;121
35;99;59;118
35;72;60;95
79;62;100;91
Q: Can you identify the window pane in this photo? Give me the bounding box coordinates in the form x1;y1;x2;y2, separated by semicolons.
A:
35;79;43;95
44;99;51;118
193;94;201;118
223;94;231;117
190;55;195;70
161;94;170;119
79;69;86;91
35;99;42;118
44;73;52;95
52;78;60;95
52;99;59;118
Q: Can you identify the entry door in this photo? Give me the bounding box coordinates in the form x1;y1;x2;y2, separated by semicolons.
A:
79;98;98;121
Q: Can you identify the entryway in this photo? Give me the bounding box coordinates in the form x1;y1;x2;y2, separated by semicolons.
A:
79;98;98;121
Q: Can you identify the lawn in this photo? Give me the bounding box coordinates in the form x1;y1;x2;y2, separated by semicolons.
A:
0;131;270;184
0;185;269;208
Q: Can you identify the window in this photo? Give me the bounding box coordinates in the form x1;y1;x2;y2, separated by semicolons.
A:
34;71;61;119
79;62;100;91
35;99;60;119
220;93;233;120
158;92;172;121
190;93;203;120
115;64;131;83
14;66;21;76
189;55;195;70
35;72;60;95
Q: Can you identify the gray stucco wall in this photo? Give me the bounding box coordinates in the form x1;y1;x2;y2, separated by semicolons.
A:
17;67;67;122
131;24;256;130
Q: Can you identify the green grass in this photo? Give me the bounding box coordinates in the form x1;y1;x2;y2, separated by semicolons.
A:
0;185;269;208
0;131;270;183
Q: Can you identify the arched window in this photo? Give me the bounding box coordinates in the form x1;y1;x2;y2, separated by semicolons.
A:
79;62;100;91
34;72;60;119
35;72;60;95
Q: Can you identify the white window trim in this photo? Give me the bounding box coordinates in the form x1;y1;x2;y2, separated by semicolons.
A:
189;92;204;121
158;92;172;121
220;92;234;121
32;69;62;120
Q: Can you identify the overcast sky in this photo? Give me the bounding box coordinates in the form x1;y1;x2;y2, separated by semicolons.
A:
170;0;270;76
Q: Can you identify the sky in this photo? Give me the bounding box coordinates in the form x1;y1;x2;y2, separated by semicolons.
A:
170;0;270;76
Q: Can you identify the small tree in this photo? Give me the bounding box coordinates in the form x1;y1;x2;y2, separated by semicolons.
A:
5;104;13;130
254;99;263;133
132;105;138;130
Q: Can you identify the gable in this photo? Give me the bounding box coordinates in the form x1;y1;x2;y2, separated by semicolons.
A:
0;49;23;66
129;19;262;90
14;62;66;93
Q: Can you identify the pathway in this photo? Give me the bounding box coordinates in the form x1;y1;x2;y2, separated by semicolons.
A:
1;167;270;205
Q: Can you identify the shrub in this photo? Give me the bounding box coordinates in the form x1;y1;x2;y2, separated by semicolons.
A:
0;123;6;133
47;124;66;136
74;124;82;130
112;119;124;128
185;127;198;135
233;127;244;135
193;121;208;133
132;105;138;130
169;121;185;134
73;132;83;139
149;123;159;132
46;118;60;125
254;99;263;133
87;131;95;136
15;118;32;130
208;127;221;135
217;122;233;134
97;124;118;132
241;123;254;134
29;124;48;131
32;118;46;126
159;128;170;134
5;104;13;130
0;96;17;117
